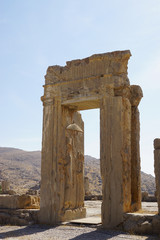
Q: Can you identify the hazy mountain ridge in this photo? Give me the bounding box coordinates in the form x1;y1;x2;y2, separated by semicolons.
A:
85;155;156;195
0;147;156;195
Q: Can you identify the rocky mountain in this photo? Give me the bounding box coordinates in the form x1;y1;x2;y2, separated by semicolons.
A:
141;171;156;195
0;147;156;195
0;147;40;194
85;155;156;195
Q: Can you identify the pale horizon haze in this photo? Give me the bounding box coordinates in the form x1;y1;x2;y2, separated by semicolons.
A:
0;0;160;176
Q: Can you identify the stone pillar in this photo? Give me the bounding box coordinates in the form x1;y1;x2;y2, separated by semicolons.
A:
84;177;90;196
154;138;160;215
131;106;141;211
39;96;62;224
100;96;123;228
122;98;131;213
1;181;10;194
130;85;143;211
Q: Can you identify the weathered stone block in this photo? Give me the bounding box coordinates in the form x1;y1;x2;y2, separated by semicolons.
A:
123;213;160;235
130;85;143;107
0;194;40;209
61;207;86;222
100;96;123;228
152;215;160;234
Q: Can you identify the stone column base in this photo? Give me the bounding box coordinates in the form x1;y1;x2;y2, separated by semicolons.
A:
61;207;86;222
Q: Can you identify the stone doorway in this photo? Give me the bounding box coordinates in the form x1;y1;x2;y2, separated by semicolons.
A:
82;109;102;222
81;109;101;196
39;50;143;228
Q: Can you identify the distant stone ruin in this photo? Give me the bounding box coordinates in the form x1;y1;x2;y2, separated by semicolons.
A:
1;180;10;194
40;50;143;228
154;138;160;215
84;177;90;196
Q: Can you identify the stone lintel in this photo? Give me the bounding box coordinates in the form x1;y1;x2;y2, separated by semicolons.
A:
62;97;100;110
45;50;131;85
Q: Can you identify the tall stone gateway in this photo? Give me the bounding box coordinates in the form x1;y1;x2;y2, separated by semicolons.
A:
39;50;143;228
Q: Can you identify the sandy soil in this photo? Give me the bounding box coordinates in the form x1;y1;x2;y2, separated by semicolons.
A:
0;201;159;240
0;224;159;240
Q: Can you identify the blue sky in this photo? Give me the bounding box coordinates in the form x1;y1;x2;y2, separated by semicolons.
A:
0;0;160;175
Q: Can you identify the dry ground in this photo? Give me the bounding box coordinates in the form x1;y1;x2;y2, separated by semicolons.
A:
0;201;159;240
0;224;159;240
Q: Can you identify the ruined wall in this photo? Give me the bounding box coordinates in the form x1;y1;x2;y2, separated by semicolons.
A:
0;194;39;209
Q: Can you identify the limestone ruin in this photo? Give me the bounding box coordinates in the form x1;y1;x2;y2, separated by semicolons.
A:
84;177;90;196
154;138;160;215
1;181;10;194
39;50;143;228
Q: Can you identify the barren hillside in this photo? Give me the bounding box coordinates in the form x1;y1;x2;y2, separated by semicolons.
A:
0;147;41;193
0;147;156;195
85;155;156;195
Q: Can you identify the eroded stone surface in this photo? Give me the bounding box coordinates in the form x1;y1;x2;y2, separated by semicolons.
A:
0;209;39;226
131;107;141;211
124;213;160;235
0;194;40;210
